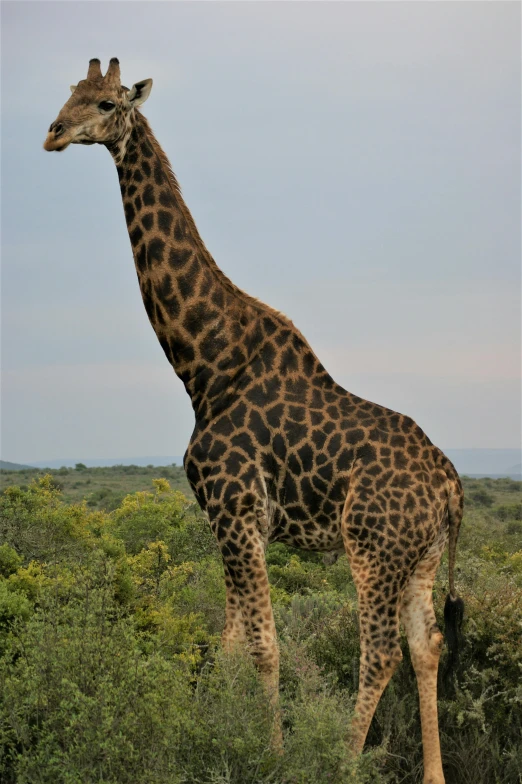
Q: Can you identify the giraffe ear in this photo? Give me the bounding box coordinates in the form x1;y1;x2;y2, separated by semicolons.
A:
127;79;153;107
70;85;77;94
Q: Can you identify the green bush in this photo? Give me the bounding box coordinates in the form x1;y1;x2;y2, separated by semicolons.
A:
0;580;32;649
0;573;194;784
469;488;495;507
0;477;96;565
0;566;378;784
0;545;22;578
110;482;189;555
269;555;330;594
494;503;522;522
1;476;521;784
506;520;522;536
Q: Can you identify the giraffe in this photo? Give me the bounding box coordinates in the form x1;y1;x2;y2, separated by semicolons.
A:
44;58;464;784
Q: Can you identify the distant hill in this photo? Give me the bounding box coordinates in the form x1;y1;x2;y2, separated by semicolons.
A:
0;460;37;471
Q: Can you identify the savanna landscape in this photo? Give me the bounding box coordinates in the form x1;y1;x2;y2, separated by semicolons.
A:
1;466;520;783
2;5;519;784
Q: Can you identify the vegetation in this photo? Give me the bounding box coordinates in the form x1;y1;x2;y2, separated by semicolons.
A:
0;463;192;512
0;472;520;783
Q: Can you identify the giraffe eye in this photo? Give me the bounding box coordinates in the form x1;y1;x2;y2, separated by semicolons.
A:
98;100;116;112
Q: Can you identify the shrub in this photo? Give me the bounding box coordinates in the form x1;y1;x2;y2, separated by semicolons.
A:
0;574;194;784
1;476;520;784
469;489;494;507
269;555;330;594
0;581;32;651
110;483;188;554
167;508;219;564
0;545;22;578
0;477;97;565
494;503;522;522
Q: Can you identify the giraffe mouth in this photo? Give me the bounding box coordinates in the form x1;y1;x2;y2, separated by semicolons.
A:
44;135;96;151
43;134;72;152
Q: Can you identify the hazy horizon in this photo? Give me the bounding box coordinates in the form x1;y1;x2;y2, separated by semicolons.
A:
2;2;520;464
2;449;522;484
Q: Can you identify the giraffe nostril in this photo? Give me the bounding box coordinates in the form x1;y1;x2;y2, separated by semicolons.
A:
50;121;65;137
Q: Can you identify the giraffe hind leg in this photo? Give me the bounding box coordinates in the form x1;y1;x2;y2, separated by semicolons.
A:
343;537;405;754
400;530;448;784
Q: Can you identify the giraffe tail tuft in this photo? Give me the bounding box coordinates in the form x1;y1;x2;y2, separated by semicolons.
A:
442;593;464;686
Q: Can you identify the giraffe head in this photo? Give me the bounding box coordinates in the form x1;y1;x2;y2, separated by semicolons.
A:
43;58;152;152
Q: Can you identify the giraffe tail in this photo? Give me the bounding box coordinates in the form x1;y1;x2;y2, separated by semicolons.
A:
442;468;465;686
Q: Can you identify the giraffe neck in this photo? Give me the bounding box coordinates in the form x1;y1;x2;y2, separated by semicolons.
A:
108;112;270;421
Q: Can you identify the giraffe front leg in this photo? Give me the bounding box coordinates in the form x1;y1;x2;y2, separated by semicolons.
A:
212;509;282;751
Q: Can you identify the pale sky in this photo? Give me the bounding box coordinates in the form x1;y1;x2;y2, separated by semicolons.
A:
1;1;520;464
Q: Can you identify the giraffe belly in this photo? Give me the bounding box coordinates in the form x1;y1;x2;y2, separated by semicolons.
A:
268;473;347;552
270;515;344;552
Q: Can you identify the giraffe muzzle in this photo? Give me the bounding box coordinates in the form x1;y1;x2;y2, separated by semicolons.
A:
43;123;71;152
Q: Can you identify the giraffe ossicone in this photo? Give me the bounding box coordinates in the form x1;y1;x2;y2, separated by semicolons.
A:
44;58;464;784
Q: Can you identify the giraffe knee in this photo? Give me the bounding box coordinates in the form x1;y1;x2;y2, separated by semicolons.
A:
362;644;402;686
384;646;403;676
250;640;279;674
429;623;444;657
410;624;443;672
221;626;247;652
428;624;444;660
